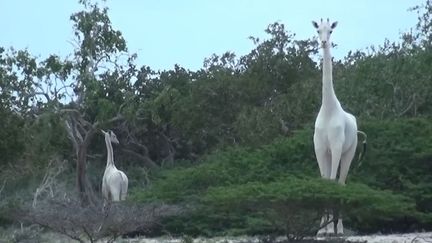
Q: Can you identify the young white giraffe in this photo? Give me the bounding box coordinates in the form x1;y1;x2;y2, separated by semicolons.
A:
312;19;365;235
101;130;128;202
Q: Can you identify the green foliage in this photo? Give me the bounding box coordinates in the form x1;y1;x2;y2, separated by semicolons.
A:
70;1;127;59
0;111;26;166
131;120;432;236
25;112;71;167
351;118;432;216
233;106;280;146
131;129;316;203
0;49;39;113
334;1;432;119
203;178;418;236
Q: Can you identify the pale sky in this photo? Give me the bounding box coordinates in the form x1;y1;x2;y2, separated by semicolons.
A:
0;0;424;71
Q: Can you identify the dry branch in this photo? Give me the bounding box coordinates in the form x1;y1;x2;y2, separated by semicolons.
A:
20;197;184;242
122;148;159;170
32;158;67;208
0;179;6;199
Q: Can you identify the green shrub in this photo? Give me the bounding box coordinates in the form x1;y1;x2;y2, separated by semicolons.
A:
204;177;421;235
352;118;432;213
130;118;432;236
131;129;317;203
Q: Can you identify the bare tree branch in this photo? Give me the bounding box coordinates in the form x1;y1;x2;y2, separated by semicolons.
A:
0;179;6;199
92;113;124;130
32;158;67;208
127;139;150;156
122;148;159;170
158;131;176;167
65;120;79;152
20;197;184;242
398;93;416;117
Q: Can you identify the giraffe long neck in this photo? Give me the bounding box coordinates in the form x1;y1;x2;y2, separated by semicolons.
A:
105;136;115;168
321;46;339;110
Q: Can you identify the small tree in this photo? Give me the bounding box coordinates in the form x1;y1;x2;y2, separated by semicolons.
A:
61;0;136;204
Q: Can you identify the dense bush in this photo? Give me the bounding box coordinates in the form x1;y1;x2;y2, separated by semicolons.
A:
131;118;432;236
131;129;315;202
203;178;419;236
351;118;432;215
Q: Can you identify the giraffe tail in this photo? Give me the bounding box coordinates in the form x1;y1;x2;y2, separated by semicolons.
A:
357;130;367;167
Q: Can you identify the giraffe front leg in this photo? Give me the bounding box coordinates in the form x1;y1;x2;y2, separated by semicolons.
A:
328;126;345;180
329;142;343;180
314;132;331;179
336;217;344;235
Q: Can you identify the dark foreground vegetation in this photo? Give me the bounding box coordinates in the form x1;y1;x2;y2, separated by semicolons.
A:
1;0;432;242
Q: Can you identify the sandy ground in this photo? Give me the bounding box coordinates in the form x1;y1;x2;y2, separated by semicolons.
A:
4;231;432;243
124;233;432;243
345;232;432;243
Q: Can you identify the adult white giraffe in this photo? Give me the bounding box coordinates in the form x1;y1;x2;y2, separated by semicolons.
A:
312;19;366;235
101;130;128;202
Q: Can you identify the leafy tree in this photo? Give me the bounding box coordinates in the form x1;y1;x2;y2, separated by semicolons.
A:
60;0;136;204
334;1;432;119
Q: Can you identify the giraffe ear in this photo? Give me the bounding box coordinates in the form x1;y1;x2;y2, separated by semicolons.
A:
101;129;107;134
331;21;338;29
312;21;319;29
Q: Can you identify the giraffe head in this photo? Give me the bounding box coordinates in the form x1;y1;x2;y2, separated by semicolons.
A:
101;129;119;144
312;18;338;48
